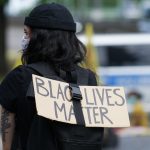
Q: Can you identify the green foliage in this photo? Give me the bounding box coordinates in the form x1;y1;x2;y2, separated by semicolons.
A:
0;0;9;5
39;0;50;3
39;0;57;4
101;0;119;8
38;0;66;4
134;0;142;3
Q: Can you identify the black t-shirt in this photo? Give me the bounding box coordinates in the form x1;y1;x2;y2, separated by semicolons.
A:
0;65;98;150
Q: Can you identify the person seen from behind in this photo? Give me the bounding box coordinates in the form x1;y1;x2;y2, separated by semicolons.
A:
0;3;104;150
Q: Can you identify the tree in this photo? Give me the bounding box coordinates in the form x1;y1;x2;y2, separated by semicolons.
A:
0;0;9;76
38;0;50;3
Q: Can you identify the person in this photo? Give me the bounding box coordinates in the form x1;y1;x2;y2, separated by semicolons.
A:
127;91;149;127
0;3;104;150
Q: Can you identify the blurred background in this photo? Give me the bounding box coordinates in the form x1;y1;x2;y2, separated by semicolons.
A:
1;0;150;150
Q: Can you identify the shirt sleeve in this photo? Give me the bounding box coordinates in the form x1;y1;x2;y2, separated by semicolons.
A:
0;66;24;113
88;70;98;86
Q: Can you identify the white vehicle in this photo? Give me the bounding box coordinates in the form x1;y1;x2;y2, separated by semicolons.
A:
78;33;150;46
78;33;150;113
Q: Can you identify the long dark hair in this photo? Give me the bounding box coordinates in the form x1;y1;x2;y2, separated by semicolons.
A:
22;28;86;69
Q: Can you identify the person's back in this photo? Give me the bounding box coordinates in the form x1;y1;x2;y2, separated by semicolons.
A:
0;3;104;150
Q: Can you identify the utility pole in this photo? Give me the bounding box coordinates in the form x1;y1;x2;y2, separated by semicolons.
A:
0;1;8;76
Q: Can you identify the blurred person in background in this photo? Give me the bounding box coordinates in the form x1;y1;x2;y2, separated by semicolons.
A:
127;91;149;127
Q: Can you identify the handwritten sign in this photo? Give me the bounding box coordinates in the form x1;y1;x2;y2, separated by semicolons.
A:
32;74;130;127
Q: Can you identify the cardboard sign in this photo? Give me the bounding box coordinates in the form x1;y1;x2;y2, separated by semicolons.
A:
32;74;130;127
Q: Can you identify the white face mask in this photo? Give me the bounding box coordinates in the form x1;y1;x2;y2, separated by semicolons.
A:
21;35;30;52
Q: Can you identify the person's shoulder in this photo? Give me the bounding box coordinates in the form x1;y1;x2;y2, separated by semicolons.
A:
10;65;25;72
76;65;97;85
76;65;96;76
2;65;29;83
6;65;26;77
0;65;29;112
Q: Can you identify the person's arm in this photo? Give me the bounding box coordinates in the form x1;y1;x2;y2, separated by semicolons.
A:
0;106;15;150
